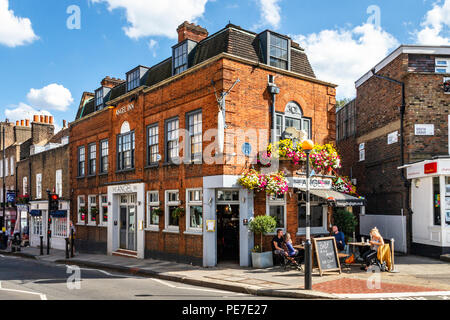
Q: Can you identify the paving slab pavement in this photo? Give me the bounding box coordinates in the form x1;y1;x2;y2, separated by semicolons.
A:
2;246;450;299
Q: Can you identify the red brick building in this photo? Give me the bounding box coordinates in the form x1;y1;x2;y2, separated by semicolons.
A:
337;45;450;258
70;22;338;266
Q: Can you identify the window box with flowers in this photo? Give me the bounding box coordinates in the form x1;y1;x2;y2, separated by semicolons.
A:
90;207;99;223
171;206;185;219
16;195;30;205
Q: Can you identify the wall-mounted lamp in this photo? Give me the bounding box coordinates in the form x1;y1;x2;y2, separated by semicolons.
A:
138;201;142;206
208;197;213;206
414;179;421;188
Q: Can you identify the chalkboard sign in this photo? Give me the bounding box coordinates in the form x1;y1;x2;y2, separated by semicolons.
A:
313;237;341;276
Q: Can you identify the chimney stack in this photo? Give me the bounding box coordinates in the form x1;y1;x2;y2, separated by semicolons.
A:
177;21;208;43
101;76;125;89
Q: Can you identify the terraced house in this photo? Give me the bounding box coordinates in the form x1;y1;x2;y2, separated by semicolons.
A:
70;21;337;267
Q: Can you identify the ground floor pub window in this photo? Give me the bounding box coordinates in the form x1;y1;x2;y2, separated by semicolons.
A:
147;191;159;230
88;195;97;224
165;190;180;231
298;204;326;233
77;195;86;224
100;195;108;226
186;189;202;232
267;193;286;230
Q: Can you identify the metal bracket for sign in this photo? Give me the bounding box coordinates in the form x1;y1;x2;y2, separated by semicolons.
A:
212;78;240;129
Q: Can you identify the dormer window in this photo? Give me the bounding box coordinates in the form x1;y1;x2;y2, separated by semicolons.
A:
95;88;103;110
259;31;290;71
173;42;188;75
269;33;289;70
127;68;140;91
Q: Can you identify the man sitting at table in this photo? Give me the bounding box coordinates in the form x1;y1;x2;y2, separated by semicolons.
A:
331;225;346;251
272;229;288;264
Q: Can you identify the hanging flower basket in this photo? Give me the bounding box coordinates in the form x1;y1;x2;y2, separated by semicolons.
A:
79;207;87;221
238;169;288;195
171;206;185;219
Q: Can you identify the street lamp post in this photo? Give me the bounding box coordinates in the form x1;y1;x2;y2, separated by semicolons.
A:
301;139;314;290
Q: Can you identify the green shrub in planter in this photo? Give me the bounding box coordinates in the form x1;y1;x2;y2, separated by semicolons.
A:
248;215;277;253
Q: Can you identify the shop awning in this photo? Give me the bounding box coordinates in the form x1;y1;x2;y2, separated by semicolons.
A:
30;210;42;216
307;189;365;207
50;210;67;218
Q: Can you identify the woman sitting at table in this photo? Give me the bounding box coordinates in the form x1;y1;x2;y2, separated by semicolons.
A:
285;233;304;262
361;227;384;271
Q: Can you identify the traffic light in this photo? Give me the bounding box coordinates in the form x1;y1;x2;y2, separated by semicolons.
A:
49;193;59;212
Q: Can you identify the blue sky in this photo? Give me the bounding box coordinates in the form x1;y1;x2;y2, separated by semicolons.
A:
0;0;449;131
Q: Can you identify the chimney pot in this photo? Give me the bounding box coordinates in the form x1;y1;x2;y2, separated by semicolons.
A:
16;121;19;126
49;116;54;124
44;115;49;123
63;120;67;128
20;120;24;127
26;120;30;127
33;115;39;122
40;115;44;123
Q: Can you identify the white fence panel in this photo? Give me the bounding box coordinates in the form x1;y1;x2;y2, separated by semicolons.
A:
359;214;407;253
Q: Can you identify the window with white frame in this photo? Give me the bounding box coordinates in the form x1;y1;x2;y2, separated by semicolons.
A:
165;118;179;163
117;131;135;170
36;173;42;199
22;176;28;196
100;195;108;225
77;195;86;223
78;146;85;177
10;157;14;176
32;216;42;235
186;189;202;232
267;193;286;230
187;111;202;161
95;88;104;110
88;143;96;175
147;191;160;229
165;190;180;230
435;58;450;73
88;195;97;224
100;140;108;173
52;217;67;238
55;170;62;197
297;203;327;234
275;101;311;141
147;124;159;165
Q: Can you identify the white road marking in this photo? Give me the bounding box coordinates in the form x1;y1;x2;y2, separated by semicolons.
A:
337;291;450;299
0;286;47;300
150;278;245;295
0;254;5;258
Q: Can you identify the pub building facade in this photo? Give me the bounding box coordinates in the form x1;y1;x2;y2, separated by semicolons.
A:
70;21;356;267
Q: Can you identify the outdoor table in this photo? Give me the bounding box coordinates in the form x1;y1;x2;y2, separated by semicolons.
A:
347;242;371;265
293;244;305;250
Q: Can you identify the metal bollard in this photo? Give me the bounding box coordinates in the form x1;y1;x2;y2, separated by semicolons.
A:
391;238;395;271
40;236;44;255
65;238;69;259
70;229;74;258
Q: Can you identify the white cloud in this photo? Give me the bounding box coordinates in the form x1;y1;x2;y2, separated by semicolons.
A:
148;39;158;57
0;0;38;47
294;23;399;99
91;0;209;39
26;84;74;112
415;0;450;45
254;0;282;29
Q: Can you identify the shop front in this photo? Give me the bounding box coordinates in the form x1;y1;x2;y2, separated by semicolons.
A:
29;200;70;250
405;157;450;257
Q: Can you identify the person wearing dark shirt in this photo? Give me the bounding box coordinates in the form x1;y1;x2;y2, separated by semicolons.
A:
272;229;287;257
332;225;346;251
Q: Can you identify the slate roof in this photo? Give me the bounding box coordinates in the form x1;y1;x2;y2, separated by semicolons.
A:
76;24;316;120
